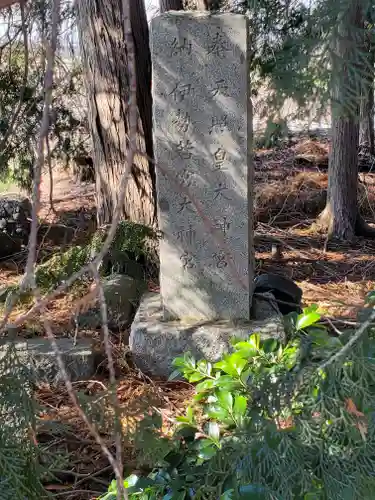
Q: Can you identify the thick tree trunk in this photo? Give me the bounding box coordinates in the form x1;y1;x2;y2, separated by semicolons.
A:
159;0;183;11
76;0;156;227
318;120;359;240
317;0;369;241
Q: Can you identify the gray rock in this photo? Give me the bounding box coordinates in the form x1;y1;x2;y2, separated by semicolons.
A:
0;337;95;384
251;291;281;321
78;273;146;330
129;292;286;378
0;194;31;259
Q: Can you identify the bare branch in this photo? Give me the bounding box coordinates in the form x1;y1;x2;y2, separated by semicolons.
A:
0;0;29;151
22;0;60;290
90;264;124;493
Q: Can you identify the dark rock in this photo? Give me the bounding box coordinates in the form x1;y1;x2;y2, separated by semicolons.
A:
78;273;146;330
0;194;31;259
251;291;282;320
253;273;302;315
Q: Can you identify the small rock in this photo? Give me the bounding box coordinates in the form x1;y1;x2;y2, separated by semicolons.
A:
0;337;95;385
78;273;146;330
251;291;281;320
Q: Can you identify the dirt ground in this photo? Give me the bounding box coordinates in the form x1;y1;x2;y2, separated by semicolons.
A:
2;137;375;498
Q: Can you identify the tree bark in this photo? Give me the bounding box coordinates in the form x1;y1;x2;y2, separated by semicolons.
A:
76;0;156;227
359;11;375;154
359;84;374;152
317;0;369;241
159;0;183;12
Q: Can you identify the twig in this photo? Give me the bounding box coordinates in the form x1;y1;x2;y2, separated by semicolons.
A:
22;0;60;290
46;134;56;214
318;308;375;371
0;0;29;151
90;264;124;493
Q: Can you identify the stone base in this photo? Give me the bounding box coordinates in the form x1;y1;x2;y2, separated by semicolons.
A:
0;337;95;384
129;292;286;379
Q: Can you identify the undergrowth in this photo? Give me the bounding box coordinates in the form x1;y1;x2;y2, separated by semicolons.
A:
0;220;158;304
100;302;375;500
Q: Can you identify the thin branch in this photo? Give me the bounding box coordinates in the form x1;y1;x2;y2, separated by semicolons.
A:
22;0;60;290
0;0;29;151
318;308;375;372
90;264;124;493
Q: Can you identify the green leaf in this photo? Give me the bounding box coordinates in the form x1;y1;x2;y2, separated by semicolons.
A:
215;375;242;390
217;390;233;411
233;341;258;359
221;490;235;500
208;421;220;441
197;441;218;460
124;474;139;488
186;406;194;423
249;333;261;349
187;372;206;383
261;338;278;353
168;369;182;381
215;353;247;377
365;290;375;304
171;491;186;500
233;395;247;418
196;379;215;392
303;304;318;314
238;484;267;499
176;416;190;423
296;312;321;331
206;405;229;421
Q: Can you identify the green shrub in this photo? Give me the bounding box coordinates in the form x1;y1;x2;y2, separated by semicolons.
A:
35;245;89;292
90;220;158;277
100;305;375;500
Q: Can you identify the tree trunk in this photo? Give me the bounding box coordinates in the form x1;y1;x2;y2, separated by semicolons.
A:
159;0;183;12
359;85;374;152
359;11;375;154
76;0;156;227
317;0;368;241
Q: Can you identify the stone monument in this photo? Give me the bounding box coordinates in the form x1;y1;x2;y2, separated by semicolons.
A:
130;12;284;378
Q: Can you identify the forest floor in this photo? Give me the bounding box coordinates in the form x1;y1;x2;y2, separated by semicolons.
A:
2;135;375;498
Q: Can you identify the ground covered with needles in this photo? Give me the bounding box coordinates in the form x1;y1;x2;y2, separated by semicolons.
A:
2;134;375;498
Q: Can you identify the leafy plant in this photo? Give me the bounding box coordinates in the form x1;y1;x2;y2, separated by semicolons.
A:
100;304;375;500
90;220;159;277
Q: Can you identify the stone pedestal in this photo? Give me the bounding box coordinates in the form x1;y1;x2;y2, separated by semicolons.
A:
130;293;285;378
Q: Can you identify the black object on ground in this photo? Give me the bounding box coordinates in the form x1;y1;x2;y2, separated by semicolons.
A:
253;273;303;315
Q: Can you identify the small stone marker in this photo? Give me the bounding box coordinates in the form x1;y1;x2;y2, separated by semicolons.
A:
0;337;95;384
152;12;254;321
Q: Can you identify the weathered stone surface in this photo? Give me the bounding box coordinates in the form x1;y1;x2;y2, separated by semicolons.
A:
152;12;253;321
0;337;95;384
130;292;285;378
0;194;31;259
251;291;281;321
78;273;146;330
